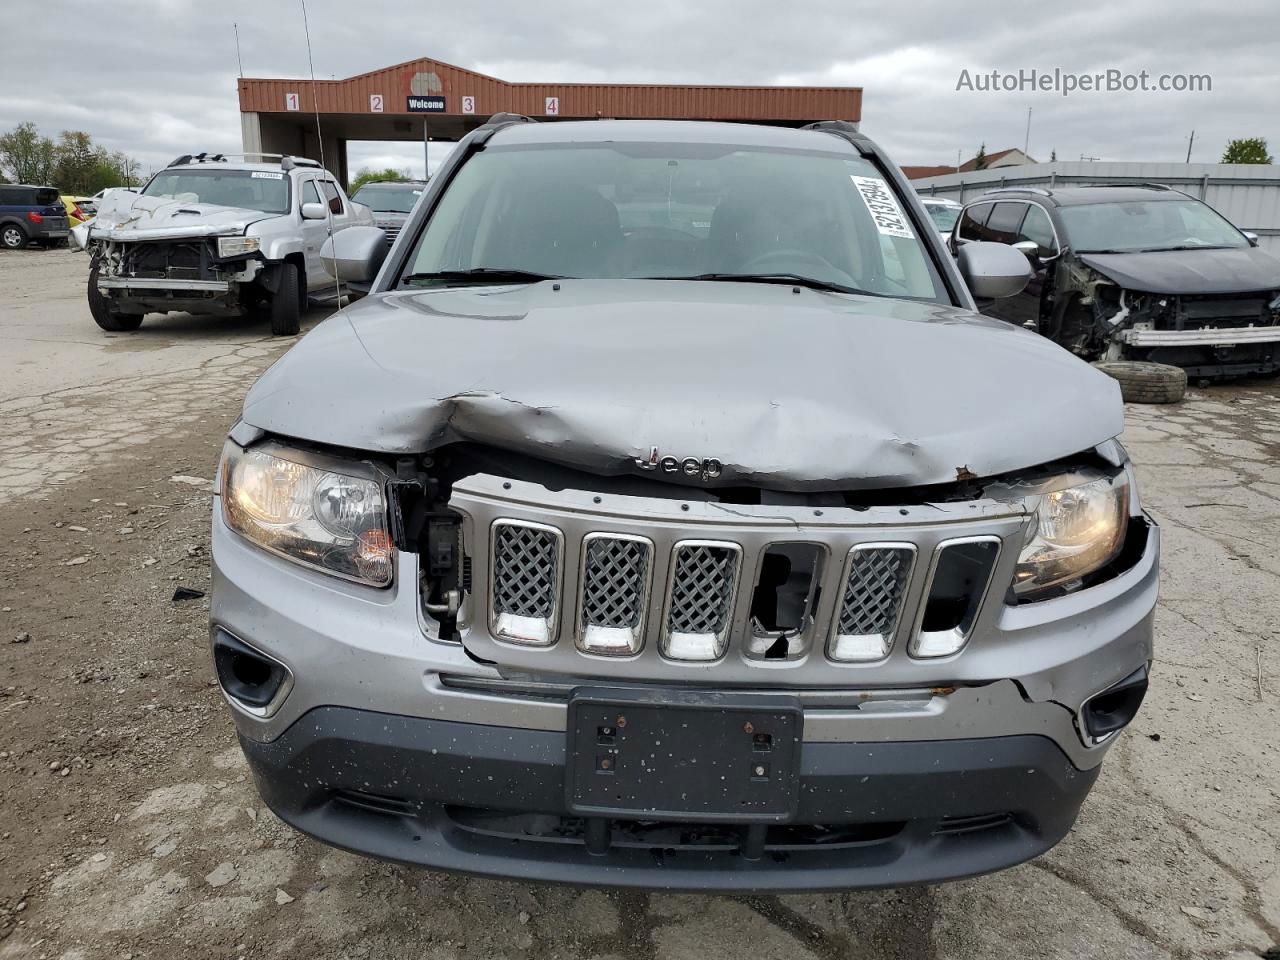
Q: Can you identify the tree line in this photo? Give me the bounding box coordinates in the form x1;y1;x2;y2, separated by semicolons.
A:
0;122;143;194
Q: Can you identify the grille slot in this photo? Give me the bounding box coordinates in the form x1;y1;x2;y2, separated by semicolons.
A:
490;520;563;646
830;544;915;662
578;534;652;655
661;541;741;661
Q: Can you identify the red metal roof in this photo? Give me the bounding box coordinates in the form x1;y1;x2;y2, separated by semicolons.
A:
238;56;861;124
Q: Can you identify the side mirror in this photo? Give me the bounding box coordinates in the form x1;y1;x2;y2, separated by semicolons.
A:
1011;240;1041;260
1242;231;1259;247
320;226;387;283
957;241;1033;300
301;202;328;220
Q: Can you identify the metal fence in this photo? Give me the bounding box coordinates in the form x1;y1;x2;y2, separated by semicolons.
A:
912;162;1280;254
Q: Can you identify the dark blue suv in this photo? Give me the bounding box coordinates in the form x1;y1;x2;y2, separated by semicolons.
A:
0;185;70;250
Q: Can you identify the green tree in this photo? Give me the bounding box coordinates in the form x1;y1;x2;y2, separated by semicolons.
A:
1050;148;1057;162
1221;137;1273;164
54;130;101;193
0;121;56;184
972;143;988;170
348;166;412;193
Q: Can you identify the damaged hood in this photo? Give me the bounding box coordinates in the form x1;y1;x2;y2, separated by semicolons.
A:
86;191;270;242
240;280;1123;490
1077;246;1280;296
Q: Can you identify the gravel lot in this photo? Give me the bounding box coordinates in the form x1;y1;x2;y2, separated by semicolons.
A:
0;248;1277;960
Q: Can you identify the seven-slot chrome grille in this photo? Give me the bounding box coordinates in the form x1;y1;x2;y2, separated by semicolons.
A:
469;484;1011;668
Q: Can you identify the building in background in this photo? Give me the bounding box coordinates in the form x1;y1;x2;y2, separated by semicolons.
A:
238;56;862;186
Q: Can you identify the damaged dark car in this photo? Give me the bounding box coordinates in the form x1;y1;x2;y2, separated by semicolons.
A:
955;184;1280;379
211;117;1159;891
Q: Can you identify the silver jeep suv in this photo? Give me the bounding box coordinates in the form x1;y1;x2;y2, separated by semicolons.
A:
75;153;373;335
211;117;1158;891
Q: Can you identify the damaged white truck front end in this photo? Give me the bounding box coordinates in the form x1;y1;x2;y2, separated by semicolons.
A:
76;155;371;336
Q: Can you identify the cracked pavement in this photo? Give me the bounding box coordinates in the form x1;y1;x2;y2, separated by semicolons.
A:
0;249;1277;959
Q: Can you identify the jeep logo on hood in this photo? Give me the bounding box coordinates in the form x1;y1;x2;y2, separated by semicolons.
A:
635;447;724;481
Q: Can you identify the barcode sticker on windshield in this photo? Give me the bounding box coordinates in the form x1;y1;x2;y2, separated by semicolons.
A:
251;172;284;180
851;176;914;239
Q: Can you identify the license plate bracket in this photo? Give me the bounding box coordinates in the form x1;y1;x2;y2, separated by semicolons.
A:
566;688;802;822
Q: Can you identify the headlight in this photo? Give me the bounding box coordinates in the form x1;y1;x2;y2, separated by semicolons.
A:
1013;470;1129;600
219;443;393;586
217;236;261;258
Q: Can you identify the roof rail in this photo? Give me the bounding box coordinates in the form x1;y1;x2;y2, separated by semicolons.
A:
983;186;1054;197
1092;181;1174;191
166;152;321;171
472;113;536;147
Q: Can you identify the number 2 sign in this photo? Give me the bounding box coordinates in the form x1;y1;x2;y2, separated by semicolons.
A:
370;94;384;113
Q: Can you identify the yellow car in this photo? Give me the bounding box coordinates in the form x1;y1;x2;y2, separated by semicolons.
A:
61;195;96;228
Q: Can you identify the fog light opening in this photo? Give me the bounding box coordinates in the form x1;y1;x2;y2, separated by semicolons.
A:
213;629;292;715
1081;665;1149;743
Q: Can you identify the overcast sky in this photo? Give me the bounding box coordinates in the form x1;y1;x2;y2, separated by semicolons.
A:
3;0;1276;180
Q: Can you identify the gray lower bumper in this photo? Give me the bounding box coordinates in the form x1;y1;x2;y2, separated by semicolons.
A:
98;277;230;293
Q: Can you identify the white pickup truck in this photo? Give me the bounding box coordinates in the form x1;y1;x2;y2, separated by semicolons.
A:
74;153;374;335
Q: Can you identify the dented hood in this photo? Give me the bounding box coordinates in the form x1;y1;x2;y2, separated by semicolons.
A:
87;191;268;242
1077;246;1280;296
240;280;1123;490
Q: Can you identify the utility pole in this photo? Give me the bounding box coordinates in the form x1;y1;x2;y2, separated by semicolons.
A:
423;121;429;179
1185;130;1195;163
233;23;244;78
1024;107;1032;155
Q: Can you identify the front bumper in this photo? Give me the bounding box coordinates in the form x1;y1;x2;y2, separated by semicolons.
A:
241;706;1098;891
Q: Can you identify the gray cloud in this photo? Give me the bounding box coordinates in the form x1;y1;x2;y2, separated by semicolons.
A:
2;0;1275;181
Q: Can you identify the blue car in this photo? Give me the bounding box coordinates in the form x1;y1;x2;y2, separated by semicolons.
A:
0;184;70;250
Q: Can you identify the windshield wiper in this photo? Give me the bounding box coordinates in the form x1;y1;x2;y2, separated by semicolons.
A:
647;272;875;296
400;268;566;287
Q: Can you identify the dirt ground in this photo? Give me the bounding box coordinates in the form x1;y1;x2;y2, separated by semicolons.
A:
0;248;1277;960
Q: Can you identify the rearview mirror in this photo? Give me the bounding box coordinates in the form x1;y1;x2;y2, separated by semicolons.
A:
320;226;387;283
956;241;1033;300
301;202;328;220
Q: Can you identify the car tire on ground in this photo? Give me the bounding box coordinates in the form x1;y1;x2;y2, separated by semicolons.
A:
1092;361;1187;404
87;266;145;332
1;223;28;250
268;262;301;336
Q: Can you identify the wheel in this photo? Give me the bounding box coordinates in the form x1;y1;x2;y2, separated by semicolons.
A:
1;223;28;250
268;262;301;336
87;265;144;332
1092;361;1187;404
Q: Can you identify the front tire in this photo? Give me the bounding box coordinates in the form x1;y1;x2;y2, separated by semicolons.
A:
88;265;144;332
268;262;301;336
1;223;28;250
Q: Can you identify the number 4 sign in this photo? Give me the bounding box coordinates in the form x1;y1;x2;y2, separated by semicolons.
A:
284;92;300;111
370;94;384;113
544;96;560;116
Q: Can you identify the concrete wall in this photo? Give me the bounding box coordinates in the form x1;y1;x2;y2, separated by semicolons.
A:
912;162;1280;255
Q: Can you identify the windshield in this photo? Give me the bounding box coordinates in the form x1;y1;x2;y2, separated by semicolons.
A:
924;203;960;232
142;169;290;214
403;142;947;301
352;183;424;213
1059;198;1248;253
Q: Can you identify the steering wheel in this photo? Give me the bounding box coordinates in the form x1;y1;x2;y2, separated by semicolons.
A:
739;248;858;286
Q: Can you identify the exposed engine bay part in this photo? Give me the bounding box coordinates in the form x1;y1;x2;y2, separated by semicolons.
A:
1091;361;1187;404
